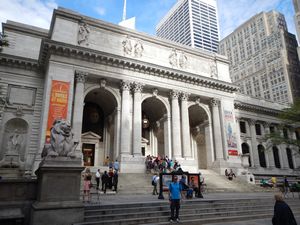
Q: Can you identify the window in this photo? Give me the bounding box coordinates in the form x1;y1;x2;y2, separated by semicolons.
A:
273;146;281;168
255;124;261;135
270;126;275;134
286;148;294;169
283;128;288;139
240;121;246;133
258;145;266;168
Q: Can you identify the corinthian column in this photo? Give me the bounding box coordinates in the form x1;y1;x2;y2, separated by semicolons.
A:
181;92;192;158
170;90;182;159
263;122;274;168
72;71;87;155
132;82;144;156
120;80;132;155
211;99;224;160
247;119;260;167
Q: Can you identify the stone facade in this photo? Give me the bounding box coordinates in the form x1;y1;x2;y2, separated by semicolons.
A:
0;7;299;177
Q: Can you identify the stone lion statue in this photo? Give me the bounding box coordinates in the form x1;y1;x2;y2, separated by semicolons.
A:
41;119;78;158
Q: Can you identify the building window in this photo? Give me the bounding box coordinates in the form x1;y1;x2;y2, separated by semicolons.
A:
283;128;288;139
272;146;281;168
270;126;275;134
296;130;300;140
240;121;246;133
242;143;251;167
258;144;266;168
255;124;261;135
286;148;294;169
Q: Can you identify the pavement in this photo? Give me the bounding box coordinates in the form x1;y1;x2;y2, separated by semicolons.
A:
84;191;300;225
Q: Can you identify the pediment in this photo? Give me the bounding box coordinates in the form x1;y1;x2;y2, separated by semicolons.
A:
81;131;101;140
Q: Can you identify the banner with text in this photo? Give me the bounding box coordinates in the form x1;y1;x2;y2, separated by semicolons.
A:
46;80;70;141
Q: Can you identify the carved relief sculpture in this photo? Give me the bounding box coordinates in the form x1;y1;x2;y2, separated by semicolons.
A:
169;49;178;67
169;49;188;69
122;36;144;58
41;119;78;158
78;21;90;46
210;62;218;78
178;51;187;68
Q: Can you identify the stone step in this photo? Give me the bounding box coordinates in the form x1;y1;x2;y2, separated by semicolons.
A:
84;203;300;222
85;200;299;217
74;207;300;225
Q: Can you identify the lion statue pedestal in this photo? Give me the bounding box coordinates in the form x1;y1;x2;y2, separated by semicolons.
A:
31;120;84;225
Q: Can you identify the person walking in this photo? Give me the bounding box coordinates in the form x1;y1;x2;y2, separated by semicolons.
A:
95;169;101;190
152;173;159;195
112;171;119;192
168;175;183;223
83;168;92;203
114;159;120;172
272;193;297;225
101;171;109;193
283;176;290;198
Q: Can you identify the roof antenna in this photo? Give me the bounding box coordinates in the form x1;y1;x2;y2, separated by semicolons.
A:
122;0;127;21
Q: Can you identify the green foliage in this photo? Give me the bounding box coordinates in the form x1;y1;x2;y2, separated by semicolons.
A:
279;99;300;123
0;32;9;48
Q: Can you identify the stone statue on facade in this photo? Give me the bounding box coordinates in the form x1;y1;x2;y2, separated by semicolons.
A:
41;119;78;158
122;36;132;55
8;129;23;154
78;21;90;45
134;40;144;57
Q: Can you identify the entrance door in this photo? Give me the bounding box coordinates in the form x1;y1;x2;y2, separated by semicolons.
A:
82;143;95;166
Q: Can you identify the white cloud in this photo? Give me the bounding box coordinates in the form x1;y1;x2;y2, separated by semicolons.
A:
0;0;57;32
95;6;106;16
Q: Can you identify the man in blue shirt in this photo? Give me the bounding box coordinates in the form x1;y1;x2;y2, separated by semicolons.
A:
168;175;183;223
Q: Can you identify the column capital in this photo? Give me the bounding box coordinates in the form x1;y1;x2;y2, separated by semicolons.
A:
120;80;132;91
210;98;220;107
245;118;256;126
180;92;190;101
170;90;180;99
75;71;87;83
132;82;144;93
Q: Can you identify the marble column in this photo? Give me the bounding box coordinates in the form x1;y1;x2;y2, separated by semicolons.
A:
170;90;182;158
72;71;87;155
181;92;192;158
132;82;144;156
263;122;275;168
211;99;224;160
113;107;121;160
278;127;289;169
290;128;298;168
248;119;260;167
120;80;132;155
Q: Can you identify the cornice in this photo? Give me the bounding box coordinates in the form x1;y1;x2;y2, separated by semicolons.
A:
234;101;281;116
0;53;40;71
40;39;238;93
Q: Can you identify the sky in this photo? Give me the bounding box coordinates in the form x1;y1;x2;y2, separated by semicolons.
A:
0;0;296;40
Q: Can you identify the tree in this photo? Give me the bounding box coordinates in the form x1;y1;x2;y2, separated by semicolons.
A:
0;32;9;51
264;100;300;156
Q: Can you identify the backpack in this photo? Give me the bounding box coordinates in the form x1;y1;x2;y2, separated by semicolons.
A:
152;180;155;186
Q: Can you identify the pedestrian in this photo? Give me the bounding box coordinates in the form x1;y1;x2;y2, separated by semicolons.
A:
283;176;290;198
227;169;236;181
83;168;92;202
112;171;119;192
101;171;109;193
272;193;297;225
168;175;183;223
114;159;120;172
152;173;159;195
95;169;101;190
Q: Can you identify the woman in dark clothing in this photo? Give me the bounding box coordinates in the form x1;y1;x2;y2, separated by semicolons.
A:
272;193;297;225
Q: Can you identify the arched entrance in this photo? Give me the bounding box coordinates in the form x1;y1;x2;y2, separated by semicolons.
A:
189;104;210;169
82;88;118;166
241;142;251;167
141;97;167;157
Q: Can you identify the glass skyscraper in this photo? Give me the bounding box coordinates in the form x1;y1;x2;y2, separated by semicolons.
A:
156;0;219;53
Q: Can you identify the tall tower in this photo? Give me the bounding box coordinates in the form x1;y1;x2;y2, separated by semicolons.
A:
156;0;219;53
219;11;300;104
119;0;136;30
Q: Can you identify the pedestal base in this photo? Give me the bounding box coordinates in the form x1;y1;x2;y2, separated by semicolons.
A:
30;157;84;225
120;155;145;173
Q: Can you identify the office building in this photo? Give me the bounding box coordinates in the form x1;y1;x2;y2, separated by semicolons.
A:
156;0;219;53
219;11;300;104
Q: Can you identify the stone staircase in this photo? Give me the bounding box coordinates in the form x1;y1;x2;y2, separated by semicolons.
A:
94;170;276;195
73;198;300;225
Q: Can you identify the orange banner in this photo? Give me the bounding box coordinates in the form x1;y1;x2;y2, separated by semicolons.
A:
46;80;70;141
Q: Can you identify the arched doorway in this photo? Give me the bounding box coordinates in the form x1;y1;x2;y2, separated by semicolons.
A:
82;88;118;166
258;144;266;168
241;143;251;167
142;97;167;157
189;104;210;169
286;148;294;169
272;146;281;168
